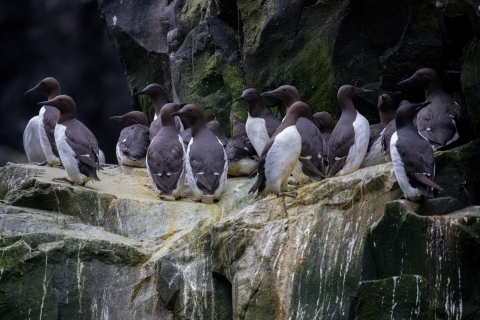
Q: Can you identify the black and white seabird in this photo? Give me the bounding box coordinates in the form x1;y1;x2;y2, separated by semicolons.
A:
249;101;319;197
147;103;185;199
313;111;336;166
261;85;324;183
328;85;372;177
24;77;62;165
398;68;466;150
226;116;258;177
390;101;443;199
110;111;150;168
381;100;409;160
38;95;102;186
135;83;184;140
360;94;396;168
180;118;228;149
235;88;281;156
171;104;228;202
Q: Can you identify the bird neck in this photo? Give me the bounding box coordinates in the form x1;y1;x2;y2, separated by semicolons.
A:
152;96;167;116
47;87;61;100
380;110;396;125
248;100;266;117
282;96;299;111
424;81;442;99
57;110;76;124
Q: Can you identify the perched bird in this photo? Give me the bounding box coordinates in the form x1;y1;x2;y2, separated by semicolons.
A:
147;103;185;199
226;116;258;177
235;88;281;156
261;85;324;183
328;85;372;177
38;95;102;186
110;111;150;168
390;101;443;199
180;119;228;149
398;68;467;149
360;94;396;168
24;77;62;165
171;104;228;202
249;101;319;197
313;111;336;166
381;100;410;159
206;118;228;146
135;83;184;140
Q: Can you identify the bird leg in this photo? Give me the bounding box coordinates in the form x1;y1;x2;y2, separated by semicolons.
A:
35;161;48;166
277;191;298;198
52;177;75;185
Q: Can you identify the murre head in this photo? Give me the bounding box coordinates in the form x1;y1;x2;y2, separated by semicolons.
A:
235;88;262;103
398;68;440;89
231;115;246;136
135;83;165;98
171;104;205;127
395;101;431;129
313;111;336;133
160;103;181;127
261;85;301;109
284;101;318;127
24;77;61;100
110;111;149;127
38;95;76;120
337;85;374;100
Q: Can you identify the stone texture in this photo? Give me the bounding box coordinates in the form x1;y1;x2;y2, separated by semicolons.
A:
97;0;480;138
1;141;480;318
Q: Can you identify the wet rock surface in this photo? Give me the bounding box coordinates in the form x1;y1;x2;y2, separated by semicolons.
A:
1;140;480;319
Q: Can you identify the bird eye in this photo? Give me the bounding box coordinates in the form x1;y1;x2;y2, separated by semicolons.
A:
41;82;45;85
283;89;287;92
249;92;253;94
60;99;64;102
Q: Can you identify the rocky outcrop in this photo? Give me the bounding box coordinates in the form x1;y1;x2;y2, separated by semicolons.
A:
1;140;480;319
97;0;480;138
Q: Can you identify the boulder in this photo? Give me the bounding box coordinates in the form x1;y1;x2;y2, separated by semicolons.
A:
0;140;480;318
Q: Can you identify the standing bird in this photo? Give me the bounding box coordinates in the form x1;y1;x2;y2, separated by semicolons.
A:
328;85;372;177
135;83;184;140
38;95;102;186
110;111;150;168
382;100;410;160
360;94;396;168
24;77;62;165
206;118;228;146
390;101;443;199
249;101;319;197
235;88;281;156
171;104;228;202
262;85;324;183
226;116;258;177
313;111;336;166
147;103;186;199
398;68;467;149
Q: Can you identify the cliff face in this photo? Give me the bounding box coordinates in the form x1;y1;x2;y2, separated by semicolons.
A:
1;140;480;319
97;0;480;138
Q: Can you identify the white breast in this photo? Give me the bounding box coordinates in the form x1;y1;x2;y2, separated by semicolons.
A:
39;107;61;166
116;142;146;168
23;116;46;163
264;126;302;194
360;128;387;168
337;112;370;176
390;132;422;199
246;114;270;156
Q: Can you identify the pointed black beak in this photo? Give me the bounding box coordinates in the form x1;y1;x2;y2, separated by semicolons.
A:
398;78;411;86
24;87;37;96
109;116;123;121
170;111;182;117
134;90;146;96
234;96;244;101
361;89;374;93
37;100;50;106
417;101;431;111
260;91;274;97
